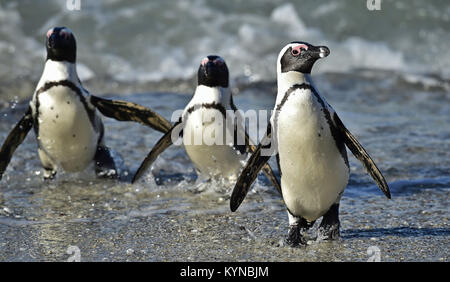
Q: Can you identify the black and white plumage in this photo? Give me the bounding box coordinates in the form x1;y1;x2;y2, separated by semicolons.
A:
0;27;171;181
230;42;391;246
132;56;280;192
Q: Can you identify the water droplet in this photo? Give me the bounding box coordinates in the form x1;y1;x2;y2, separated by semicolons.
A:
3;207;12;214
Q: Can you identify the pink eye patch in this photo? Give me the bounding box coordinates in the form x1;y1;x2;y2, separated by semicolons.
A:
291;44;308;56
59;29;71;39
46;28;54;38
213;58;224;65
46;28;72;39
201;57;209;66
201;57;225;66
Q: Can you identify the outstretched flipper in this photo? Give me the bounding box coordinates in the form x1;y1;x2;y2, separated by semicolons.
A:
332;112;391;199
231;98;281;194
230;123;275;212
0;107;34;181
132;120;183;183
90;95;172;134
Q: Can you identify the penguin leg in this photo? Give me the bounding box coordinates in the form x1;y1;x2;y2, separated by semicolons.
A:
286;211;315;247
94;145;118;179
38;148;57;180
317;203;340;240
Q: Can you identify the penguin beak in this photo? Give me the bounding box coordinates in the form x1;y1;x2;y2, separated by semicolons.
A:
204;62;215;77
318;46;330;58
311;46;330;59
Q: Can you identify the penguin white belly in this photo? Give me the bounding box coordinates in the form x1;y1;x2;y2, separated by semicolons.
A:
36;86;99;172
183;108;245;179
276;91;349;221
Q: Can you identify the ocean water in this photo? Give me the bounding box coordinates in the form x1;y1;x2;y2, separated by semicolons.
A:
0;0;449;261
1;0;450;83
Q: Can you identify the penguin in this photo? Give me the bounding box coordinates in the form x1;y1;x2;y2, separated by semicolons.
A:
230;42;391;246
0;26;171;181
132;55;280;192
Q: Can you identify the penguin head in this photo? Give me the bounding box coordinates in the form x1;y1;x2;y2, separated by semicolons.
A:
45;27;77;63
277;41;330;74
197;55;229;88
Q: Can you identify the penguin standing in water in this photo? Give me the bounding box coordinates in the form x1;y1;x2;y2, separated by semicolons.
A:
0;27;171;181
132;55;280;192
230;42;391;246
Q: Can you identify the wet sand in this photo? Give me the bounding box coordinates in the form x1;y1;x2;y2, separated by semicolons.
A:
0;173;448;262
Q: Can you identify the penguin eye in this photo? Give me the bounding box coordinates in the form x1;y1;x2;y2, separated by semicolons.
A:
291;49;301;56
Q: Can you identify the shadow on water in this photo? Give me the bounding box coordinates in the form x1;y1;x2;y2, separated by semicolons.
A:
342;227;450;239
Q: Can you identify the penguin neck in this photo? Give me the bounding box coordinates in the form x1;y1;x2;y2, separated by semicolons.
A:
277;71;315;105
277;71;311;95
192;85;231;106
37;59;80;89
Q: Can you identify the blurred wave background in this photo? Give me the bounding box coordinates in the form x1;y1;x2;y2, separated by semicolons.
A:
0;0;449;90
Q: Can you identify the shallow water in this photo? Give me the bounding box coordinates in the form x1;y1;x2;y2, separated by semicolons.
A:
0;70;448;261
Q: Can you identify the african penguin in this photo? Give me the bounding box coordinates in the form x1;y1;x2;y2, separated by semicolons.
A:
230;42;391;247
0;27;171;181
185;56;244;178
132;56;280;192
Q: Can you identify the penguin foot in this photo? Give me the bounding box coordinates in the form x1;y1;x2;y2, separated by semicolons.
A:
96;168;118;179
317;223;340;241
43;168;57;180
285;224;307;247
317;203;340;241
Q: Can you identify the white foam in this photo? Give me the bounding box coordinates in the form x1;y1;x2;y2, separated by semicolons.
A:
270;3;307;36
0;0;447;84
401;73;450;91
318;37;407;73
77;63;95;81
312;2;341;17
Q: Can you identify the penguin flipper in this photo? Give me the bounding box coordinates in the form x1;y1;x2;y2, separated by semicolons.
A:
231;97;281;194
332;112;391;199
0;106;34;181
132;120;183;183
230;124;274;212
90;95;172;134
243;134;281;195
